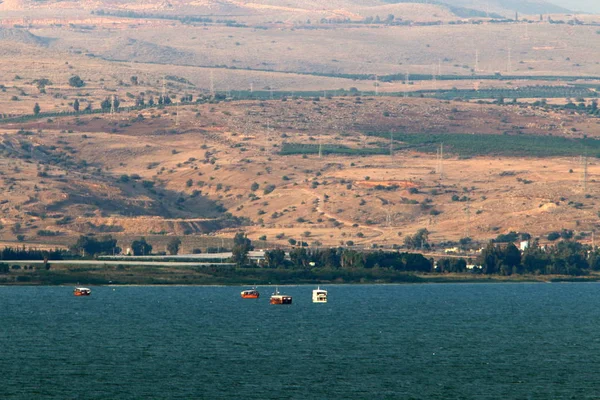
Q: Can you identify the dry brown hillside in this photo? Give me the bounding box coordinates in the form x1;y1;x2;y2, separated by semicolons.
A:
0;0;599;252
1;95;600;251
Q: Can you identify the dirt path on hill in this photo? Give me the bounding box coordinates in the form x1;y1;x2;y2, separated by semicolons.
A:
301;187;385;240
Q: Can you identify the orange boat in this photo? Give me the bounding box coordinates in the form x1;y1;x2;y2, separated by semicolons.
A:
241;288;260;299
270;287;292;305
73;287;91;296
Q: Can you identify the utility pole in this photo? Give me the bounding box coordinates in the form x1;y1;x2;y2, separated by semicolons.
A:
265;121;270;151
465;198;471;239
110;95;116;115
436;143;444;180
581;155;588;193
318;133;323;158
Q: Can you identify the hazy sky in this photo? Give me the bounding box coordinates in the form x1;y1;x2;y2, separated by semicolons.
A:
548;0;600;13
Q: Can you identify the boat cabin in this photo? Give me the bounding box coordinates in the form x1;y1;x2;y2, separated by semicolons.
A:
241;289;260;299
73;287;91;296
270;287;292;304
312;287;328;303
270;294;293;305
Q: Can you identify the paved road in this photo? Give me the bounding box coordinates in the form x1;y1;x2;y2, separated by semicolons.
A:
5;260;235;267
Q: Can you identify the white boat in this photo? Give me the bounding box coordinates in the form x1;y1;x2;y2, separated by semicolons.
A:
312;286;327;303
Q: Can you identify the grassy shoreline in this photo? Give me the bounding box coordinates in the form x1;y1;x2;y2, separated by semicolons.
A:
1;267;599;286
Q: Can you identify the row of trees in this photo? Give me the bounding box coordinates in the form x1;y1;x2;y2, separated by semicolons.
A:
260;247;432;272
69;235;156;257
0;246;65;261
477;240;600;276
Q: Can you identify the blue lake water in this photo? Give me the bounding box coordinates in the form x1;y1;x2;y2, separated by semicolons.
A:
2;283;600;399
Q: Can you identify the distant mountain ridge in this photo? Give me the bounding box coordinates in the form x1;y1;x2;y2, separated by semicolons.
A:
0;0;578;18
439;0;571;15
383;0;571;16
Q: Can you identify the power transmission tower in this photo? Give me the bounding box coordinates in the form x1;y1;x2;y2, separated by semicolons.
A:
264;122;268;149
581;155;588;193
110;95;116;115
436;143;444;180
465;198;471;239
318;133;323;158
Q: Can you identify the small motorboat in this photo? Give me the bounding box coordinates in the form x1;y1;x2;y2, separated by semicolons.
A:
73;287;91;296
270;287;292;305
312;286;327;303
241;287;260;299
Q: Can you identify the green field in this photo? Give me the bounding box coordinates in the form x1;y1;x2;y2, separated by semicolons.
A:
280;143;390;156
366;132;600;158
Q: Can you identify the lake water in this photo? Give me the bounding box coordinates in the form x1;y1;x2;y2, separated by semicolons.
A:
2;283;600;399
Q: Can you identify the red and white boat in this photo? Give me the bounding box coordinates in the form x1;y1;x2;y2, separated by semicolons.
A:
240;287;260;299
73;287;91;296
270;287;292;305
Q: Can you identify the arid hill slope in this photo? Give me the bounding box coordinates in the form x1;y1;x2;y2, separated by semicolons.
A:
1;96;600;250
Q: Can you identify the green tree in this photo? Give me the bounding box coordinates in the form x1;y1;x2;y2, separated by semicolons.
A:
73;99;80;112
232;232;253;267
404;228;430;249
167;237;181;255
477;242;502;274
100;97;111;111
70;235;119;257
33;103;40;115
131;237;152;256
289;247;310;268
68;75;85;88
264;249;286;268
503;243;522;270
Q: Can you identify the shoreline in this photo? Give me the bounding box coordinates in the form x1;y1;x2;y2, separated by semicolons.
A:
1;273;598;286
